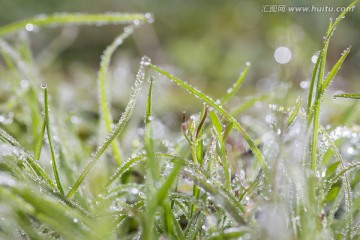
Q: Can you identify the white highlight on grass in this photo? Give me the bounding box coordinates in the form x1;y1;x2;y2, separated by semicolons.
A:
274;46;292;64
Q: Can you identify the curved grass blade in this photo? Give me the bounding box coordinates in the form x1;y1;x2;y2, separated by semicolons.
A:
221;62;250;104
98;25;136;165
334;93;360;100
43;86;64;194
149;64;268;174
0;13;152;37
67;58;149;199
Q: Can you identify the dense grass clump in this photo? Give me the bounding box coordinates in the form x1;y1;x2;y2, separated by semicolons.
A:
0;1;360;239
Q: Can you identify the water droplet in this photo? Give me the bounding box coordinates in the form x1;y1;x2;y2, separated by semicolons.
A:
145;13;154;24
41;83;47;89
140;55;151;66
274;46;292;64
25;23;34;32
226;88;232;94
133;19;141;26
246;61;251;66
73;218;78;223
311;54;318;64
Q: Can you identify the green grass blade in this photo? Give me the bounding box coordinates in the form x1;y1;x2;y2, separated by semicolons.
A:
324;0;359;43
43;85;64;194
34;118;46;161
306;50;321;118
221;62;250;104
322;47;351;91
183;162;246;224
145;77;158;180
184;210;205;240
67;58;149;199
104;154;147;189
334;93;360;99
287;96;301;127
0;13;153;37
149;64;268;174
155;159;183;206
0;128;56;189
209;110;230;189
230;94;268;117
98;26;136;165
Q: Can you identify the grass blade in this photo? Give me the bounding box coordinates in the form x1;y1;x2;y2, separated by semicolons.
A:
322;47;351;91
334;93;360;99
67;57;149;199
43;85;64;194
0;13;152;37
287;96;301;127
34;118;46;161
221;62;250;104
230;94;268;117
98;25;136;165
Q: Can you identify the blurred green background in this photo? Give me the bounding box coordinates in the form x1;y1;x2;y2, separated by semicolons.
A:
1;0;359;85
0;0;359;126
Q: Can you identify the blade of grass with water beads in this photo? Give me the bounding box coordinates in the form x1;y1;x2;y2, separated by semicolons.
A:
98;25;136;165
322;47;351;92
0;13;152;37
334;93;360;99
67;58;148;199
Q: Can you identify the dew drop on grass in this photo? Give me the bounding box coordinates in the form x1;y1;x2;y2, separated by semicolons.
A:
25;23;34;32
41;83;47;89
311;54;318;64
140;56;151;66
73;218;78;223
145;12;154;23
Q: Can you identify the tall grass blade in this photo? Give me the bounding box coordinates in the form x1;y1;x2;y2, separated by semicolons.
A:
98;25;136;165
67;58;148;199
43;86;64;194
